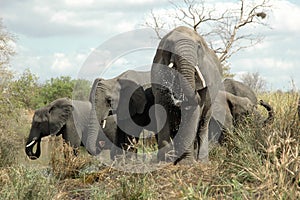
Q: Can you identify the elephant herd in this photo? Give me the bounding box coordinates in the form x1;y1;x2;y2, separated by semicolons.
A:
25;26;276;165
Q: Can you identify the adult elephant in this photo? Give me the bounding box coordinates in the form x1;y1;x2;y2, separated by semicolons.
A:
151;26;222;164
208;90;274;143
25;98;117;160
88;70;156;159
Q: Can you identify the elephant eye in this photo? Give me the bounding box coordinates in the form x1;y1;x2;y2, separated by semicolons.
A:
106;97;112;106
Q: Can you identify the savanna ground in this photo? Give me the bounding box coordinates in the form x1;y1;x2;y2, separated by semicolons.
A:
0;92;299;200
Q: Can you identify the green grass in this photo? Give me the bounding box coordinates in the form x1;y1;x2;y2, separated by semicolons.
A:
1;92;299;199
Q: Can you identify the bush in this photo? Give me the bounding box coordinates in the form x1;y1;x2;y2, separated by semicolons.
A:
0;166;58;200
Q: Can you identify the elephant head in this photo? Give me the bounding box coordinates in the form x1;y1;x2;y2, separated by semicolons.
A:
225;91;256;125
90;72;148;126
86;70;153;156
223;79;274;125
209;90;274;144
25;98;73;160
223;78;257;104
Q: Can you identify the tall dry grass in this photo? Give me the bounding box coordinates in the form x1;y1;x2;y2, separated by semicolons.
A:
1;92;299;199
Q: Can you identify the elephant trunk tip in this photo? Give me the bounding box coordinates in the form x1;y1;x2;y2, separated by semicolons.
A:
25;138;41;160
259;99;274;125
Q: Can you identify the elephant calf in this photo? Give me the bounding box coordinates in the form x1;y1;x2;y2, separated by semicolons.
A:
25;98;117;160
208;79;274;144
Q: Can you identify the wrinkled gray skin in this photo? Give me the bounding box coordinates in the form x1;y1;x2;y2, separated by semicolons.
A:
209;79;274;144
25;98;117;160
151;26;222;164
223;79;274;125
88;70;156;159
223;78;258;104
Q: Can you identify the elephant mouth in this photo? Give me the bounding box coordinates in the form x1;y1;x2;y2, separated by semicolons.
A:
25;137;41;160
100;110;115;129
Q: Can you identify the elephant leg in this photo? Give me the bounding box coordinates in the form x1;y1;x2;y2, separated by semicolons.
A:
173;105;201;165
157;112;172;162
110;126;126;160
196;106;212;162
154;97;173;162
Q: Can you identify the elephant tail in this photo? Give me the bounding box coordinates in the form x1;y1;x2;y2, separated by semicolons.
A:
259;99;274;125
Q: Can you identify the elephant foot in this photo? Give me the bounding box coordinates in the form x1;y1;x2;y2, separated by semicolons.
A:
197;156;209;164
174;156;196;166
173;152;196;165
157;151;172;163
157;141;174;162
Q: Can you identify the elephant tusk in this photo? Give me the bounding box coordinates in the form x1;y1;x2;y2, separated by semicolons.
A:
102;119;107;129
195;65;206;88
168;62;174;68
26;140;36;148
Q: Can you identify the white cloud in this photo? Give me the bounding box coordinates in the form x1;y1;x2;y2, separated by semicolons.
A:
51;53;72;72
64;0;95;7
271;0;300;33
2;0;300;90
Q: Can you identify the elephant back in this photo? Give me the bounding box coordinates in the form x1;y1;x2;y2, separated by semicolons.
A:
223;79;257;104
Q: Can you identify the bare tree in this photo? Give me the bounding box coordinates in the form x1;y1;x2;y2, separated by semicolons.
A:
240;71;266;92
0;18;15;92
0;19;15;67
145;0;271;76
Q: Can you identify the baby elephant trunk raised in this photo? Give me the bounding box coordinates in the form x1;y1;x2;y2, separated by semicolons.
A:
259;100;274;125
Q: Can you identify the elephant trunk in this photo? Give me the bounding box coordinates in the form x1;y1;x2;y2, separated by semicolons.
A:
25;138;41;160
259;100;274;125
86;79;103;155
175;39;198;103
172;39;201;163
86;108;103;155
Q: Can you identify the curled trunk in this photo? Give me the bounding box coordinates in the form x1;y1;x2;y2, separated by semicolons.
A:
259;100;274;125
25;138;41;160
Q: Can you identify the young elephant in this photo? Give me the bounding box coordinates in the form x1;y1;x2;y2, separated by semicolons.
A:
208;83;274;144
25;98;117;160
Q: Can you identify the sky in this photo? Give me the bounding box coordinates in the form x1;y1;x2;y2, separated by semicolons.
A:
0;0;299;91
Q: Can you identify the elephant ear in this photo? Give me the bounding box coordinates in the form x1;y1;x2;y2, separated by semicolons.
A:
117;79;147;120
226;92;252;119
33;107;49;123
226;92;238;116
48;98;73;135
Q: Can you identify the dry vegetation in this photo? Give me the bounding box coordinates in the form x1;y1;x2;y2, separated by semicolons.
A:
0;92;299;199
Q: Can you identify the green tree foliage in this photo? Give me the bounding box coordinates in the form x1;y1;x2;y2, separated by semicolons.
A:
39;76;91;106
2;67;92;110
39;76;74;105
72;79;92;101
0;65;15;129
9;69;40;109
